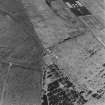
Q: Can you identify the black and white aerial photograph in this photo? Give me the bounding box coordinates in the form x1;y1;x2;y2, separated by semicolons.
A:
0;0;105;105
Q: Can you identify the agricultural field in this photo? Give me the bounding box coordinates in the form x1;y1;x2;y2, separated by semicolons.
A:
0;0;105;105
